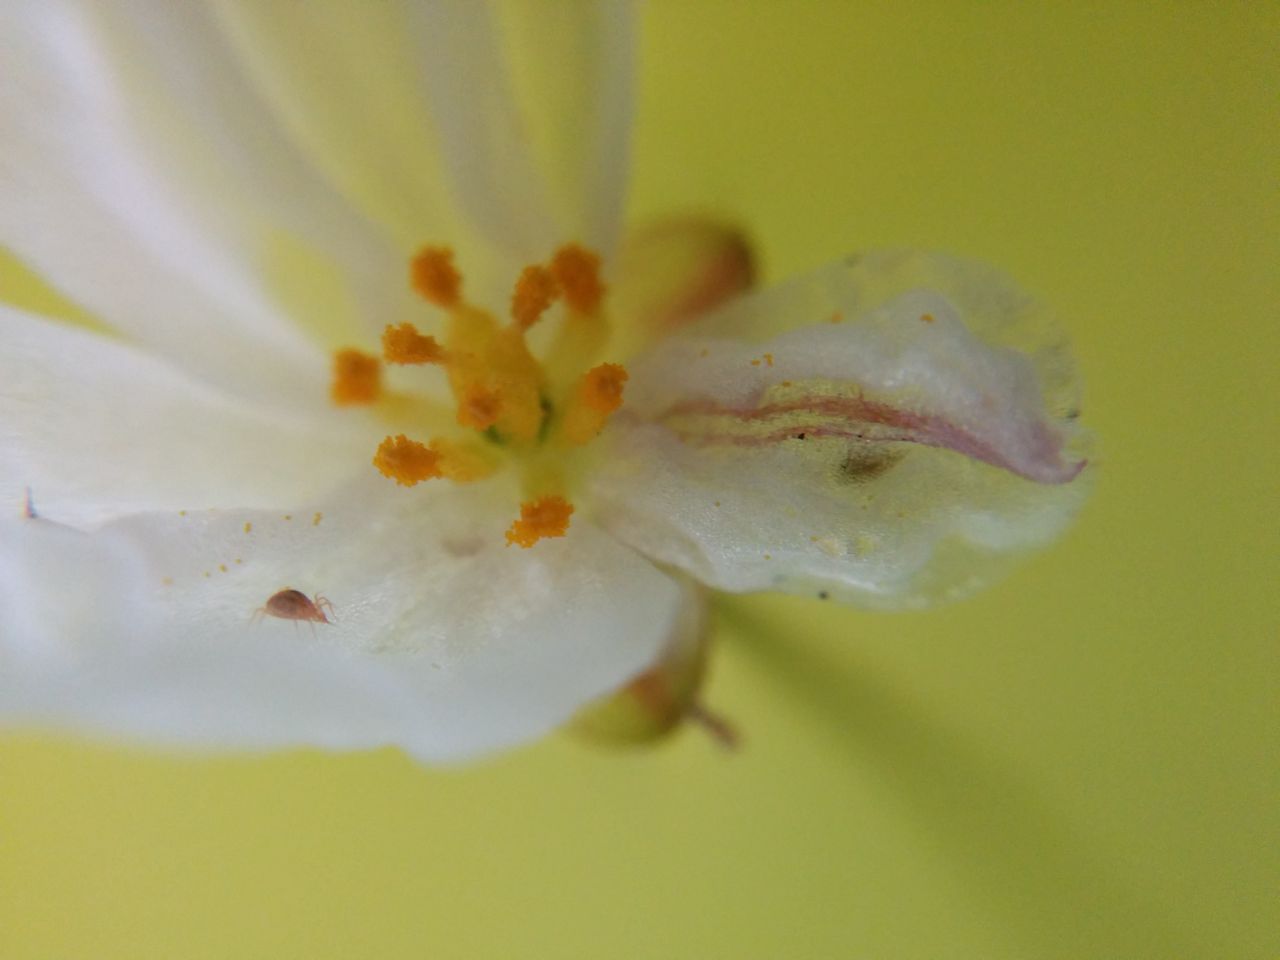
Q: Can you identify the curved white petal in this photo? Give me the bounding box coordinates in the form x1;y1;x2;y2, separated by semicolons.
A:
591;252;1092;608
0;477;684;762
211;1;464;254
685;250;1083;421
1;1;411;401
405;0;634;269
220;0;636;283
477;0;636;254
0;304;372;526
4;2;636;392
225;0;644;259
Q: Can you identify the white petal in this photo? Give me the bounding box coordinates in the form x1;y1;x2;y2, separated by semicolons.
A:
211;1;465;254
221;0;636;275
482;0;636;253
1;1;406;401
408;0;635;264
0;304;371;525
0;477;684;762
591;252;1091;608
685;250;1083;422
0;517;157;673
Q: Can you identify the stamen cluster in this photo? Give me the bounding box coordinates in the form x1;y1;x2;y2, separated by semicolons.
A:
329;244;625;547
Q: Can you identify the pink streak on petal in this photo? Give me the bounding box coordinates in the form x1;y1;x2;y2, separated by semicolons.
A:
654;394;1085;485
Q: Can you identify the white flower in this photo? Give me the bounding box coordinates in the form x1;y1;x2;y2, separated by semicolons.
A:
0;1;1090;762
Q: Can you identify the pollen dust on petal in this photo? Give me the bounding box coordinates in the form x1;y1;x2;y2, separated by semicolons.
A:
373;434;443;486
382;322;445;364
511;264;559;331
330;349;382;406
550;244;604;315
561;363;628;445
410;246;461;307
505;495;574;548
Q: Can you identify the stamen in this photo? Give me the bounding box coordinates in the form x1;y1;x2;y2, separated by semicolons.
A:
428;439;496;482
382;323;445;365
505;495;574;548
331;349;382;406
373;434;442;486
561;363;629;445
458;384;503;430
373;434;496;486
349;243;625;546
511;264;559;331
410;246;462;308
551;244;604;315
440;308;545;443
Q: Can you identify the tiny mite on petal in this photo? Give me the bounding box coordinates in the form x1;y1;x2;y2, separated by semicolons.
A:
251;588;335;627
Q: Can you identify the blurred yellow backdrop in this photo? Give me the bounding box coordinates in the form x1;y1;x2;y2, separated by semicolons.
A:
2;3;1275;958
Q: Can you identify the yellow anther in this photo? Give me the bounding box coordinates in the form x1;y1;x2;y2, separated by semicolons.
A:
551;244;604;315
505;495;574;548
511;264;559;331
561;363;629;445
382;322;445;365
410;246;461;308
373;434;442;486
330;348;382;406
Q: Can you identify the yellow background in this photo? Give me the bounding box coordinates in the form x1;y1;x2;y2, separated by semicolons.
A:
2;3;1275;957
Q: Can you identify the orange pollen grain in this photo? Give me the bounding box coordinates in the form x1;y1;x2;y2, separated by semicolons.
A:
511;264;559;330
505;495;574;548
410;246;461;307
550;244;604;314
373;434;443;486
457;385;503;430
382;323;445;364
330;349;382;406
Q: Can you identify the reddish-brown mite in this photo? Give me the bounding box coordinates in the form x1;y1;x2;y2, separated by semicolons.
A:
251;588;335;631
